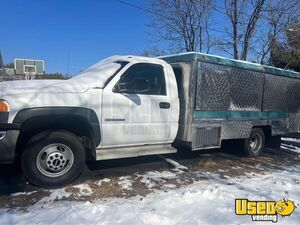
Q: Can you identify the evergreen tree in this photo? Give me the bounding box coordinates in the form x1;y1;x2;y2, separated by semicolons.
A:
270;22;300;72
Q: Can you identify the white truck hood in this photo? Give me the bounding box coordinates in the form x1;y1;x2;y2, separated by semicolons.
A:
0;57;126;96
0;79;91;95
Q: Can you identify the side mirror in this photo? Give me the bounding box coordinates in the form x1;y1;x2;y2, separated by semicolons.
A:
114;82;127;93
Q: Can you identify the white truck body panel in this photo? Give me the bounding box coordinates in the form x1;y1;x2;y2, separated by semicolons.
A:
3;91;95;124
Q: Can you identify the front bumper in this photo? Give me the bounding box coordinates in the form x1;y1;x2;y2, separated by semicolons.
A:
0;123;20;163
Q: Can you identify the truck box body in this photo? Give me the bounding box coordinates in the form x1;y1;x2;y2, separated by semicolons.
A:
160;52;300;150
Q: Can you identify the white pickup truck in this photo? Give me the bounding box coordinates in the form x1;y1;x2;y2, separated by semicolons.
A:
0;52;299;187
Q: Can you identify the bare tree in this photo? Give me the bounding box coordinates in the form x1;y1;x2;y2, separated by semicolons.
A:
141;46;168;57
255;0;300;64
222;0;266;60
148;0;214;53
143;0;300;63
216;0;300;63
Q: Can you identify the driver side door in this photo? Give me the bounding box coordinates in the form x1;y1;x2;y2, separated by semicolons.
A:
101;62;171;148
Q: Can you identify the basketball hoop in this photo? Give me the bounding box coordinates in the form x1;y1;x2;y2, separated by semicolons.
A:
24;65;36;80
25;72;35;80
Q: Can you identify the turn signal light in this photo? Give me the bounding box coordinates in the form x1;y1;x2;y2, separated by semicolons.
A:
0;101;9;112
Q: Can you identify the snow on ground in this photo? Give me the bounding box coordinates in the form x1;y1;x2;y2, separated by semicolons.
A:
37;188;72;203
11;191;38;197
158;156;188;172
137;170;177;189
281;137;300;154
282;138;300;144
1;165;299;225
118;176;133;191
72;184;93;197
281;144;300;154
34;184;93;204
95;178;111;186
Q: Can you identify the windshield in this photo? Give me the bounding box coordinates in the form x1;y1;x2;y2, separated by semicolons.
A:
71;60;128;88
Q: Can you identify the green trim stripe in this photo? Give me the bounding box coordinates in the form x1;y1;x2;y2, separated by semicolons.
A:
159;52;300;79
260;111;288;119
194;111;227;119
194;111;288;120
228;111;261;118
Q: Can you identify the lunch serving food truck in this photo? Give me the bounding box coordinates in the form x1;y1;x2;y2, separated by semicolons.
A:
0;52;299;187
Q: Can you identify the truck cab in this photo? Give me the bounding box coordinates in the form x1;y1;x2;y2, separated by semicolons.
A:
98;56;179;149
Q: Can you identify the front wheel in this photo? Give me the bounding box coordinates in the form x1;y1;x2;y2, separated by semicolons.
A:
22;130;85;187
241;128;265;157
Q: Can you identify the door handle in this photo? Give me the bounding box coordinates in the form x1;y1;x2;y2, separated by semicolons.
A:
159;102;170;109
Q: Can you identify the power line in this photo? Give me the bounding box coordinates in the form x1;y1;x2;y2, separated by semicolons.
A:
114;0;162;18
114;0;224;34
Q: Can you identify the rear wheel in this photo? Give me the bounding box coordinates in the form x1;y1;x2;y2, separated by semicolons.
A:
22;130;85;187
241;128;265;157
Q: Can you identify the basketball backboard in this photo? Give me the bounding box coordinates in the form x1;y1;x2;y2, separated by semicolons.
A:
14;58;45;75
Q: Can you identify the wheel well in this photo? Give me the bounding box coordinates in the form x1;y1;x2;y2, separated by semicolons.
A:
16;115;97;160
253;125;271;138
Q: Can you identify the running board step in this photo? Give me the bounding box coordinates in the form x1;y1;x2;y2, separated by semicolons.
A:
96;144;177;160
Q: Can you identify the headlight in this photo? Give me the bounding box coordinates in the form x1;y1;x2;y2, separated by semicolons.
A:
0;100;9;112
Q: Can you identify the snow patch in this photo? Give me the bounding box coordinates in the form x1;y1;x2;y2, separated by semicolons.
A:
163;184;177;189
281;137;300;144
38;188;71;203
281;138;300;154
118;176;133;191
281;145;300;154
37;184;93;203
11;191;38;197
137;170;177;189
72;184;93;196
95;178;111;186
160;156;188;172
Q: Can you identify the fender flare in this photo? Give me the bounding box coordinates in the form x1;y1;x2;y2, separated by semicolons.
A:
13;107;101;147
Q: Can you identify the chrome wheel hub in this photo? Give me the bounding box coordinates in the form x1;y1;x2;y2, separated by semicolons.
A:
249;134;262;152
36;144;74;178
46;152;67;172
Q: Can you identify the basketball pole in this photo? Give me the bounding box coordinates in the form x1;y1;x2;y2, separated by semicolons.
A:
67;48;71;76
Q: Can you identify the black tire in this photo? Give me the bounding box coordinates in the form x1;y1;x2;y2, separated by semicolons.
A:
22;130;85;188
241;128;265;157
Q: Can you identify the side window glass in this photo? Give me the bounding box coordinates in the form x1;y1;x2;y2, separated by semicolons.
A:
116;63;166;95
